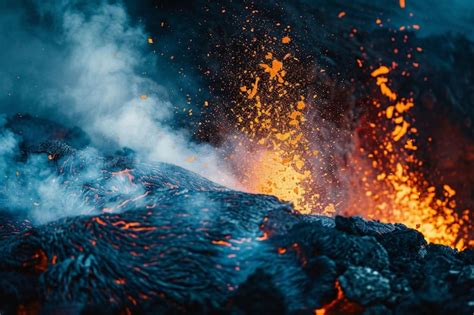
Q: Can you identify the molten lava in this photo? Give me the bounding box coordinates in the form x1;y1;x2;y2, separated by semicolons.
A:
230;48;319;213
346;65;471;250
314;281;363;315
230;32;470;249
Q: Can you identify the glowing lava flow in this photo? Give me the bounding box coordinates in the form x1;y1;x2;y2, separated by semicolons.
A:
314;281;362;315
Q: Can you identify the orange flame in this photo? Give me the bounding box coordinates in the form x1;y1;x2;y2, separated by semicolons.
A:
346;65;471;249
314;280;363;315
231;49;318;213
230;34;470;249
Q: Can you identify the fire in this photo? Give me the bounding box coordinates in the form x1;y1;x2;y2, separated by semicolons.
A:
314;280;363;315
243;150;309;211
345;65;471;249
230;48;318;213
350;159;470;249
225;25;470;249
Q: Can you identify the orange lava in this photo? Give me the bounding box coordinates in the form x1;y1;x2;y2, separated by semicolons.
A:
244;150;310;211
229;27;470;249
231;46;318;213
345;65;471;250
314;280;363;315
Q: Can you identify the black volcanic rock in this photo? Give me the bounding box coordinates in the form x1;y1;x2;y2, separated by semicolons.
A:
0;118;472;315
339;267;390;305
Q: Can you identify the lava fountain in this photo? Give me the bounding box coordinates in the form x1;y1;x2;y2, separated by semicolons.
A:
227;35;471;249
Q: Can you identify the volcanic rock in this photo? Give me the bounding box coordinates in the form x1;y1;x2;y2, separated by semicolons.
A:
338;267;390;305
0;117;472;314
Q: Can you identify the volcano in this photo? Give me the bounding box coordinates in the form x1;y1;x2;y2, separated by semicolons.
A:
0;115;472;315
1;0;474;313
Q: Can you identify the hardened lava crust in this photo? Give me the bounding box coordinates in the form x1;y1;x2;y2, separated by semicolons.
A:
0;115;472;315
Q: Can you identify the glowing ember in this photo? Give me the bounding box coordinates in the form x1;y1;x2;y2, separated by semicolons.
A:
230;32;470;249
243;150;309;210
314;280;363;315
346;65;471;249
231;47;318;213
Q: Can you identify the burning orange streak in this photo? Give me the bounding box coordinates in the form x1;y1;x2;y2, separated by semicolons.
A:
371;66;390;77
376;77;397;101
259;59;284;82
211;240;232;247
256;232;269;241
314;280;363;314
277;247;287;254
443;184;456;197
94;217;107;226
281;36;291;44
248;77;260;99
112;220;157;232
112;221;139;227
111;169;135;184
399;0;406;8
337;11;346;18
392;120;409;141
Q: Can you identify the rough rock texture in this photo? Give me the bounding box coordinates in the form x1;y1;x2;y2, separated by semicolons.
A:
339;267;390;305
0;117;472;315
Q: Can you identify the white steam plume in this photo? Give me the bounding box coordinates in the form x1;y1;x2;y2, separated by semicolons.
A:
0;0;236;187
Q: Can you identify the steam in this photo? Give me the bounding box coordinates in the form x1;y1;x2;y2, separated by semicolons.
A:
1;0;235;183
0;0;237;222
0;119;150;223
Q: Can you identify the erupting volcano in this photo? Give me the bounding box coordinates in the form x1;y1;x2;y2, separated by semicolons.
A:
0;0;473;314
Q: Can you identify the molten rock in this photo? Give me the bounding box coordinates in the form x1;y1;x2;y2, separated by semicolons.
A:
0;115;472;315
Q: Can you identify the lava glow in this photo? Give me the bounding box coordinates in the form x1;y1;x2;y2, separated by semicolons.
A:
231;35;470;248
314;280;362;315
346;65;471;249
231;49;319;213
243;150;310;211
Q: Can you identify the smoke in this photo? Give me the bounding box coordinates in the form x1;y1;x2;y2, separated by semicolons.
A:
1;0;471;224
0;117;152;223
0;0;240;223
0;0;236;187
